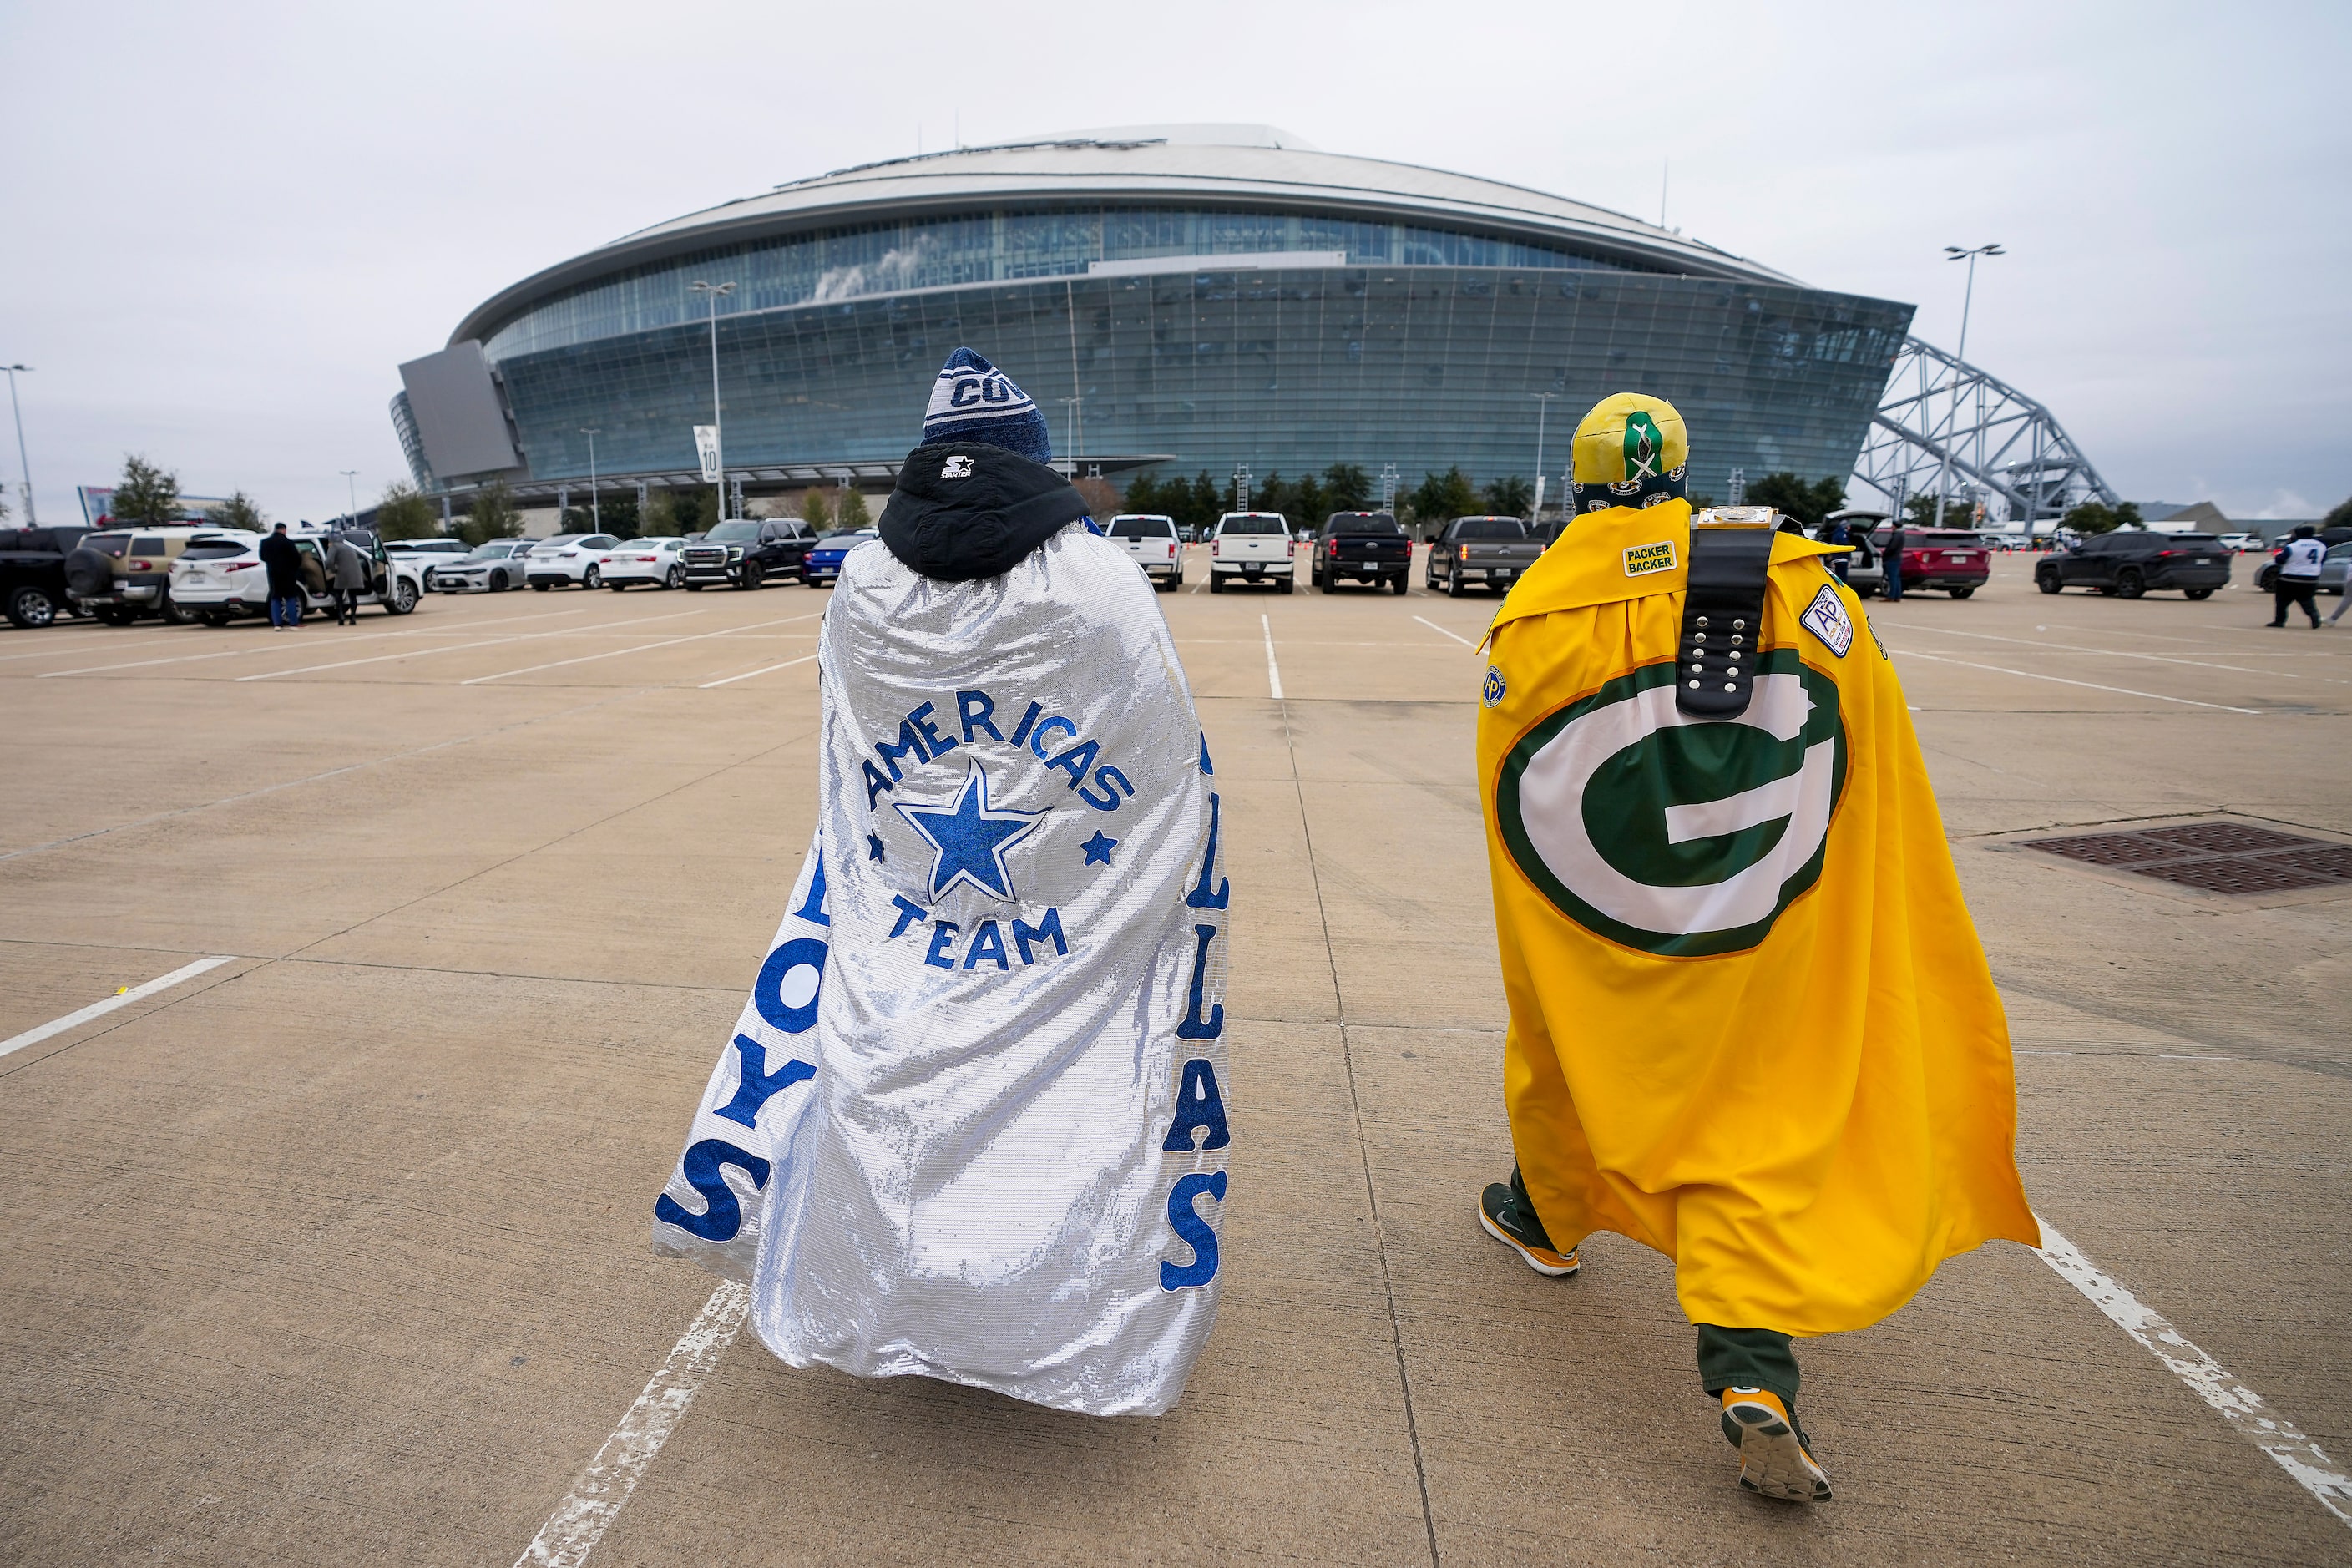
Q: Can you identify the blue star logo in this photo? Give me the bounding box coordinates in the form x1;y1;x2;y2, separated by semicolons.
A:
867;832;885;862
894;762;1044;902
1081;831;1117;866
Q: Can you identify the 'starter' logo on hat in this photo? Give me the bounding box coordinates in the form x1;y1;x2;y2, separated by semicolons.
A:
941;455;974;479
1495;650;1848;957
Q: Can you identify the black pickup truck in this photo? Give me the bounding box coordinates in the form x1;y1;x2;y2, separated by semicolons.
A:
1429;516;1543;596
681;518;816;589
0;526;92;628
1311;512;1413;594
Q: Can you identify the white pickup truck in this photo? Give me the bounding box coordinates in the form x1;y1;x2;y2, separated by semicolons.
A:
1107;513;1183;591
1207;513;1294;594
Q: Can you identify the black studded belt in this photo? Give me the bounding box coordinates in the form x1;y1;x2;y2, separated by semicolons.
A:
1677;523;1778;719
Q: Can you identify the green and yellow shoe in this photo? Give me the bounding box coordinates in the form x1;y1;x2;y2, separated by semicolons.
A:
1720;1387;1833;1503
1478;1167;1580;1277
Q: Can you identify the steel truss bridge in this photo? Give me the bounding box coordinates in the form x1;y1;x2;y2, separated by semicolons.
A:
1850;336;2117;529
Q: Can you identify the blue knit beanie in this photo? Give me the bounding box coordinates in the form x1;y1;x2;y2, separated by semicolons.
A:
921;347;1053;464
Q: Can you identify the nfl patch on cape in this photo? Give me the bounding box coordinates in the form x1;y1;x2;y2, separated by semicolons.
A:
1798;584;1853;657
1623;539;1677;578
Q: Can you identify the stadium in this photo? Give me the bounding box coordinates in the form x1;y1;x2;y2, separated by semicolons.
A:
392;124;1945;519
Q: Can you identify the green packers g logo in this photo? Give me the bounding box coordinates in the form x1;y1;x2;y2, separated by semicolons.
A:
1495;650;1847;957
1622;412;1664;480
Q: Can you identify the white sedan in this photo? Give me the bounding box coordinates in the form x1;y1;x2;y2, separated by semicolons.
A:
387;537;471;588
598;537;689;590
524;534;620;590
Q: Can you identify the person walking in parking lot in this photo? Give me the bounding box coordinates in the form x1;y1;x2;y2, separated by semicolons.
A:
1471;392;2037;1505
651;347;1231;1419
2271;524;2325;628
328;534;367;625
1882;527;1904;600
259;522;303;629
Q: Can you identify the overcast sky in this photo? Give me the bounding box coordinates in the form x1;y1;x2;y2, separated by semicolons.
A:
3;0;2344;525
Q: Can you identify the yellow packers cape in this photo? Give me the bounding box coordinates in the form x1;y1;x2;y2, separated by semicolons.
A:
1479;499;2036;1335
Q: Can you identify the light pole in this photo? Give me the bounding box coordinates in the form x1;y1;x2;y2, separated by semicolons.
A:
580;427;601;531
1529;392;1555;520
4;364;34;524
1935;243;2003;529
341;469;358;531
688;281;736;518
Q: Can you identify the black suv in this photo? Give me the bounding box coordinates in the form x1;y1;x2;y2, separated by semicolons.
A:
682;518;815;589
2036;531;2231;599
1310;512;1412;593
0;526;92;628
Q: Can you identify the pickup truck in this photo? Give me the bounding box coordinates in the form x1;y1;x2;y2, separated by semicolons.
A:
1312;512;1413;594
1207;513;1294;594
0;525;91;628
682;518;815;589
1108;514;1183;590
1426;516;1540;597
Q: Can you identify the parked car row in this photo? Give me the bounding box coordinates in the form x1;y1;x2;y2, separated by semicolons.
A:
0;520;426;630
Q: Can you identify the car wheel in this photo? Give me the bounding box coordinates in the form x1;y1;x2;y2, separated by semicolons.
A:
490;570;509;592
200;610;232;627
387;578;419;615
1949;585;1975;599
1445;570;1464;599
2255;569;2277;593
579;564;600;590
532;581;551;592
97;606;138;625
1209;574;1224;594
665;565;685;589
2036;570;2061;594
739;562;763;590
160;591;199;625
1278;574;1294;594
1391;574;1408;595
6;584;57;629
2116;567;2145;599
2184;587;2213;600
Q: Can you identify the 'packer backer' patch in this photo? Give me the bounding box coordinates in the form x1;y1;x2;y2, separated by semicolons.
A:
1623;540;1677;578
1798;583;1854;657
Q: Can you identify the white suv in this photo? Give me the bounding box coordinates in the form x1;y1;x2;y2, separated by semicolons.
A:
169;530;423;623
524;534;620;590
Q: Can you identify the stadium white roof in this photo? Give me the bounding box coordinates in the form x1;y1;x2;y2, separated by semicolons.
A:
453;125;1792;346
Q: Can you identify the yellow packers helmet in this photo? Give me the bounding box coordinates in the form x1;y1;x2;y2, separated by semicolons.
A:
1567;393;1689;513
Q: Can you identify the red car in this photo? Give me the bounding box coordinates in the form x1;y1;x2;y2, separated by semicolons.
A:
1869;528;1992;599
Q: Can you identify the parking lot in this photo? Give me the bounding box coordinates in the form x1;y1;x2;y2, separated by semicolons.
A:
3;549;2349;1565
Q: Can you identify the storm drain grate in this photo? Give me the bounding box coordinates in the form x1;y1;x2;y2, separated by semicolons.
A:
2028;833;2194;867
2025;824;2352;895
2142;822;2312;855
2133;857;2340;895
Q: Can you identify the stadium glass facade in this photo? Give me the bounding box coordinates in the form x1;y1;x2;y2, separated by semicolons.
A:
408;137;1914;503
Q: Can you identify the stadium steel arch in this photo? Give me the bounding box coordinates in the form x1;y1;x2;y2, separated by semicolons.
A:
1849;335;2117;528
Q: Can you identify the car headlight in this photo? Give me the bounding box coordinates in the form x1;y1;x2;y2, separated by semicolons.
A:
726;546;743;560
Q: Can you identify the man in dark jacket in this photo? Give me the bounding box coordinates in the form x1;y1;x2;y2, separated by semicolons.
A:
259;523;305;629
328;534;369;625
2271;524;2325;629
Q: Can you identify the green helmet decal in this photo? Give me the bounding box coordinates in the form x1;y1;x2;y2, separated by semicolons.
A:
1622;412;1664;481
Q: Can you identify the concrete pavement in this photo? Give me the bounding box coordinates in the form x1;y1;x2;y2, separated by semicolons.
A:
1;552;2345;1565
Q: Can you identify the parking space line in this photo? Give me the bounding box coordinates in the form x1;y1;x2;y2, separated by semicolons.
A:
699;652;819;688
462;613;821;685
1412;615;1476;648
2036;1216;2352;1527
1899;623;2328;681
0;631;182;663
1889;648;2261;714
1261;614;1285;699
0;956;235;1062
514;1282;749;1568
